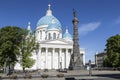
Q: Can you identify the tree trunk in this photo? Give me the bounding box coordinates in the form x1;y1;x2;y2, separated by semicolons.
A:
23;67;26;76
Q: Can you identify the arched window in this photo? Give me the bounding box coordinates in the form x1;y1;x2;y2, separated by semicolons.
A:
53;33;56;39
48;33;51;40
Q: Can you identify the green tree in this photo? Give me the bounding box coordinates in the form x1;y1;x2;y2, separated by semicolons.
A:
0;26;24;73
103;57;112;67
19;30;39;72
105;34;120;67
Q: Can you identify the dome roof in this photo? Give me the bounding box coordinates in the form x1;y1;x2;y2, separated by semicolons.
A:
47;23;61;30
63;28;72;39
37;15;62;29
36;4;62;30
27;22;32;34
47;17;61;30
63;33;72;39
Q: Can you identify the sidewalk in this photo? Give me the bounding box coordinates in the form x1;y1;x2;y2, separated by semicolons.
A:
1;70;120;80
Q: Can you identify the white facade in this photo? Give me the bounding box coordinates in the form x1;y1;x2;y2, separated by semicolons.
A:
14;4;85;70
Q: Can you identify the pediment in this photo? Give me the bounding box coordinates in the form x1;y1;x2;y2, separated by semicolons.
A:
40;39;72;45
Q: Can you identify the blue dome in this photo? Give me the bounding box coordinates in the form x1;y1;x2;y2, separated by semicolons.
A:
63;33;72;39
47;23;60;30
36;15;62;29
63;28;72;39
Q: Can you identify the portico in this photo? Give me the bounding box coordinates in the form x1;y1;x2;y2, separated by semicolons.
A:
36;41;72;69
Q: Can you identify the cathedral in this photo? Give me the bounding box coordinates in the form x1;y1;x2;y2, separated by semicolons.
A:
15;4;85;70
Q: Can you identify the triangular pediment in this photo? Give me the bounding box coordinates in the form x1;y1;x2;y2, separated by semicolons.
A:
40;39;73;45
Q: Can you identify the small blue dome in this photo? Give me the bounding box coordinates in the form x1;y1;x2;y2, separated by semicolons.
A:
63;33;72;39
63;28;72;39
36;15;62;30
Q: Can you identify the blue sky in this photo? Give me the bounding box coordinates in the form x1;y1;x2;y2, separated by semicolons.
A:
0;0;120;63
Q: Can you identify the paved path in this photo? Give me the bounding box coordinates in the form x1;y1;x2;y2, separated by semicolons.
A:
1;70;120;80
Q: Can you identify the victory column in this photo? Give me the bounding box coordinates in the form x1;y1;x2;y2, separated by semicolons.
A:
69;10;83;70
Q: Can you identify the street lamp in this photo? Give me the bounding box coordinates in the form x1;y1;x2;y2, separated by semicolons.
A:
89;60;92;76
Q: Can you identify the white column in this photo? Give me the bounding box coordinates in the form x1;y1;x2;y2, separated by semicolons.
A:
52;48;55;69
59;48;62;69
65;49;68;69
45;48;48;69
38;48;41;69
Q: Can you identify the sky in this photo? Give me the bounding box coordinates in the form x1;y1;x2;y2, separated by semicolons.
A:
0;0;120;63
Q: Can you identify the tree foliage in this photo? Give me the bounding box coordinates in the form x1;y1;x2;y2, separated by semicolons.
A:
0;26;39;73
105;34;120;67
0;26;24;70
19;30;39;71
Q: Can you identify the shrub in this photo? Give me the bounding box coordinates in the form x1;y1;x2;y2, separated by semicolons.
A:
24;74;32;79
56;74;64;78
10;74;17;79
41;74;48;78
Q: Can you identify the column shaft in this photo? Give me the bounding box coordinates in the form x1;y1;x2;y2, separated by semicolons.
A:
59;48;62;69
52;48;55;69
38;48;41;69
45;48;48;69
65;49;68;68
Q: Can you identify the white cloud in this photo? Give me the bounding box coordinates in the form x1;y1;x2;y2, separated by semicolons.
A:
78;22;101;36
115;16;120;24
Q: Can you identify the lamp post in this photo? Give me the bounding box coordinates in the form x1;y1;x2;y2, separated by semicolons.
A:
89;60;92;76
